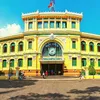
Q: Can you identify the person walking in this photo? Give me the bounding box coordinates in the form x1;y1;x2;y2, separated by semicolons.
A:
42;72;45;79
45;70;48;77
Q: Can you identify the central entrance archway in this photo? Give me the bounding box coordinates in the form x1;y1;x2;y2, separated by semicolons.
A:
40;42;64;75
42;64;63;75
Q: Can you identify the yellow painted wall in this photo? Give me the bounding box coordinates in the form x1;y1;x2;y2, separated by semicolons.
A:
1;34;100;73
24;18;80;32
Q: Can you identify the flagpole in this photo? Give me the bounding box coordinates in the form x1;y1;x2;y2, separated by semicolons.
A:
48;0;55;12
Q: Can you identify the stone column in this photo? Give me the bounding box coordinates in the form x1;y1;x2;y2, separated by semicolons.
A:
85;67;89;76
16;67;20;78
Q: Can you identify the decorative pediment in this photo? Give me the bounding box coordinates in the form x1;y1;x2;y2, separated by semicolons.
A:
49;33;55;40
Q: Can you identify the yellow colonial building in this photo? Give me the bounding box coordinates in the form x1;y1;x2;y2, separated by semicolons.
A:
0;10;100;76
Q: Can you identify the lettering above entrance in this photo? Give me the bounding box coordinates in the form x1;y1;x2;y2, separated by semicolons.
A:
42;57;63;61
42;42;62;57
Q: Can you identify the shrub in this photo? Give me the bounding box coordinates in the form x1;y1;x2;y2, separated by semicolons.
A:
97;72;100;75
0;71;5;76
0;76;18;80
88;65;96;75
0;76;8;80
81;69;85;76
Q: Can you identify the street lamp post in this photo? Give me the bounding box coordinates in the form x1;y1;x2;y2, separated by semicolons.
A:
15;57;20;78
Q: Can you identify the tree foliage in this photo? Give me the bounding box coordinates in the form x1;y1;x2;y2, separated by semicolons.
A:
88;65;96;75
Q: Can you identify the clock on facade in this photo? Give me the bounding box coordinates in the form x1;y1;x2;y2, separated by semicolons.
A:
49;47;56;56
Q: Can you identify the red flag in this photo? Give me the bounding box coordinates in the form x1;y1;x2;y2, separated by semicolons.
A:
48;2;53;8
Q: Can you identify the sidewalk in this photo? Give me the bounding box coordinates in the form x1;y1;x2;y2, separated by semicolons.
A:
25;76;80;81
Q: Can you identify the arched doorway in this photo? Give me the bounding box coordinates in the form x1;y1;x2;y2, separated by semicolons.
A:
40;42;64;75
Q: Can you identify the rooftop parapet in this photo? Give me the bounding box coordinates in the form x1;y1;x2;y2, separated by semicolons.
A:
22;10;83;20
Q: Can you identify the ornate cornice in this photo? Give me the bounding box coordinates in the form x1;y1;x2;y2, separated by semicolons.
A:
0;34;24;42
22;10;83;20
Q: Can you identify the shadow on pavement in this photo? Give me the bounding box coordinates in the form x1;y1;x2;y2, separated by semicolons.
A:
9;93;70;100
0;80;38;88
0;88;24;94
67;86;100;100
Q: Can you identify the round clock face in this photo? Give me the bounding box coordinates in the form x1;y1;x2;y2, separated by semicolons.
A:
49;48;56;56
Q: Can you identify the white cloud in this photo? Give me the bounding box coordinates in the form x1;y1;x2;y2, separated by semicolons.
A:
0;24;22;37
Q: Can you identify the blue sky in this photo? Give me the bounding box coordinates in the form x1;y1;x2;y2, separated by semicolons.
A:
0;0;100;36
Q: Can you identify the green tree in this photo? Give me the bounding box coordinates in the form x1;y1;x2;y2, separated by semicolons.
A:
88;65;96;79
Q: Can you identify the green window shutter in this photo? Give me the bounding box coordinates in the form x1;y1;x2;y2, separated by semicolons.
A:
90;42;94;51
5;61;6;67
62;22;67;28
90;59;94;67
28;58;32;66
28;41;32;49
72;58;74;66
72;22;76;28
29;58;32;66
3;60;6;68
97;43;100;52
56;21;60;28
50;21;54;28
98;59;100;67
10;59;14;67
38;22;42;29
84;59;86;66
28;22;33;29
84;43;86;50
82;58;86;66
72;41;76;49
12;60;14;67
18;59;23;67
72;58;77;66
19;60;21;67
44;22;48;28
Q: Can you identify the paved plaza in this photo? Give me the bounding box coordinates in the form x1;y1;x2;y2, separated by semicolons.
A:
0;79;100;100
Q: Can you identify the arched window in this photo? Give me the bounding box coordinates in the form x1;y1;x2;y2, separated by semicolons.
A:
10;43;15;52
2;60;7;68
3;44;7;53
28;58;32;66
81;58;86;66
18;59;23;67
97;43;100;52
89;42;94;51
18;42;23;51
10;59;14;67
90;58;95;67
42;42;62;57
98;59;100;67
81;41;86;51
